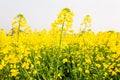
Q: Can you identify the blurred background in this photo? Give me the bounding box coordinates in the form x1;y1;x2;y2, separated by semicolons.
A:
0;0;120;33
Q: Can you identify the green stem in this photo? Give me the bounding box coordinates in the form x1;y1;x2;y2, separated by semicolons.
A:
32;51;41;80
19;62;31;79
59;22;65;50
17;55;31;79
56;20;65;75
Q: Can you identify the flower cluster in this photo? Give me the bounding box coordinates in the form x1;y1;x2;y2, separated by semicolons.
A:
0;8;120;80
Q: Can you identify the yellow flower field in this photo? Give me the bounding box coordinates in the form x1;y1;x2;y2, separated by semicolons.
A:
0;8;120;80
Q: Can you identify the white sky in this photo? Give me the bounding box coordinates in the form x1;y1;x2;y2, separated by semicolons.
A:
0;0;120;33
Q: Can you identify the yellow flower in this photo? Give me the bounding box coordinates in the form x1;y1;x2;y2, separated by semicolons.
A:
82;15;92;23
80;14;92;32
103;72;108;77
85;69;90;74
58;73;61;77
109;69;112;72
22;62;29;69
57;73;62;79
109;64;115;69
36;61;40;65
0;65;3;70
57;17;65;24
117;64;120;67
110;78;113;80
30;64;34;69
63;58;68;63
12;14;27;28
10;64;17;68
10;69;19;77
95;63;101;68
9;57;19;64
103;63;109;69
72;60;74;64
115;68;120;72
33;70;38;75
78;67;83;72
53;8;74;31
29;77;33;80
112;71;117;76
85;58;91;64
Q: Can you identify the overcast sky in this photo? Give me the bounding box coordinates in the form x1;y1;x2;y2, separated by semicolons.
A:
0;0;120;33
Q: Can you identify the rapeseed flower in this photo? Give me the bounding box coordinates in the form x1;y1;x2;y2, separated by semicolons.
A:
10;69;19;77
63;58;68;63
85;69;90;74
33;70;38;75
